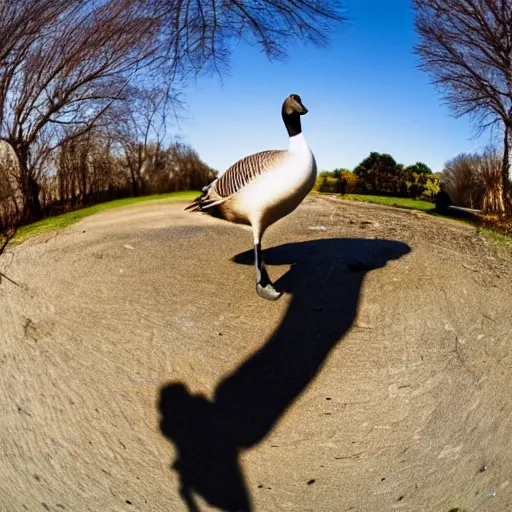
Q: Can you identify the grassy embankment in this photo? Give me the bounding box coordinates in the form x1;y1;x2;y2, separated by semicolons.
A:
339;194;435;212
11;191;200;245
335;193;512;258
9;190;512;260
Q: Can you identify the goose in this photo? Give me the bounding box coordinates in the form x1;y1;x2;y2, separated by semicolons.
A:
185;93;317;300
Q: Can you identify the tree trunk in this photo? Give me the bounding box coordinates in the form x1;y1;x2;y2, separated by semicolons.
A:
503;122;512;215
130;165;139;197
81;163;87;206
14;144;42;223
25;171;42;222
70;169;77;206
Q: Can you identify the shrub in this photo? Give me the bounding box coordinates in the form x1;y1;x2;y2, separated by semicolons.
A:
313;170;357;194
442;148;508;212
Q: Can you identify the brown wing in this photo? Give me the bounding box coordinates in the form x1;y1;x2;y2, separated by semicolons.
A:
214;150;287;198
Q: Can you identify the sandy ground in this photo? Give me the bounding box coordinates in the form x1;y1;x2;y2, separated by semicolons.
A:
0;195;511;512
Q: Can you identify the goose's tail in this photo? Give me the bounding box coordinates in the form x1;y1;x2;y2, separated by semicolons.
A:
184;180;226;214
184;182;213;212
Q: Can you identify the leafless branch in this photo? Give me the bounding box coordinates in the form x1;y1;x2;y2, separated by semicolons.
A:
414;0;512;212
148;0;347;79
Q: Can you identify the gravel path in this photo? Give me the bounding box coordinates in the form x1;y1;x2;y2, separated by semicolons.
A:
1;195;511;512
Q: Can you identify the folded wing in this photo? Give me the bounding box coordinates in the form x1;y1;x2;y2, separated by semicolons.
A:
186;150;287;212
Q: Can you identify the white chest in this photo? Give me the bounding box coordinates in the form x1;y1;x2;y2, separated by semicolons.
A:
281;133;317;188
233;134;317;218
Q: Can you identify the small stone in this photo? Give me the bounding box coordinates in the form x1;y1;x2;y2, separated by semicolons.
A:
126;500;132;505
356;322;374;329
480;465;487;472
307;479;315;485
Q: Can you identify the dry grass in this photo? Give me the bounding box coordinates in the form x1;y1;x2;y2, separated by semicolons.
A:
476;212;512;236
474;213;512;260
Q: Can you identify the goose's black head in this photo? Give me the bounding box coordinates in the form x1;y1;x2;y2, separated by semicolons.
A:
282;94;308;137
283;94;308;116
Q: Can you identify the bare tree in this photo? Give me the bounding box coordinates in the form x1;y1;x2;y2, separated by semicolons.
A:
479;146;505;212
57;133;92;208
0;143;19;277
414;0;512;213
0;143;20;225
0;0;159;222
1;0;345;224
442;152;484;209
0;1;78;116
55;126;130;208
166;140;216;191
146;0;346;82
112;87;171;196
441;147;504;212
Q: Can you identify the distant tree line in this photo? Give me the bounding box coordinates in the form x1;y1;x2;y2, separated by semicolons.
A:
315;169;357;195
0;131;217;231
315;152;440;201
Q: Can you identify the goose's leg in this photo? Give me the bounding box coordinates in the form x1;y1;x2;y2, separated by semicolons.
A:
253;234;281;301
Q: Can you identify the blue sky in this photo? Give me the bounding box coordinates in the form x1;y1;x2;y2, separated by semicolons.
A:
174;0;491;175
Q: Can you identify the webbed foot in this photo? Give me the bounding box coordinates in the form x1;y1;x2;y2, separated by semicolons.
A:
256;283;282;301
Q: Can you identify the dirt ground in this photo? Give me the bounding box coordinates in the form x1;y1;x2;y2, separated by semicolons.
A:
1;195;511;512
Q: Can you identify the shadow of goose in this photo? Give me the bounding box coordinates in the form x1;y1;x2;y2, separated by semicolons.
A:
158;237;411;512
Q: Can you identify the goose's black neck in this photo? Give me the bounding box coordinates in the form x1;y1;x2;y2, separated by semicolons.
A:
281;108;302;137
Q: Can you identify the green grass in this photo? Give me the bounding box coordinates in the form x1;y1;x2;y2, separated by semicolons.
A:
336;193;512;259
340;194;435;212
12;190;200;245
314;190;478;230
478;227;512;260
